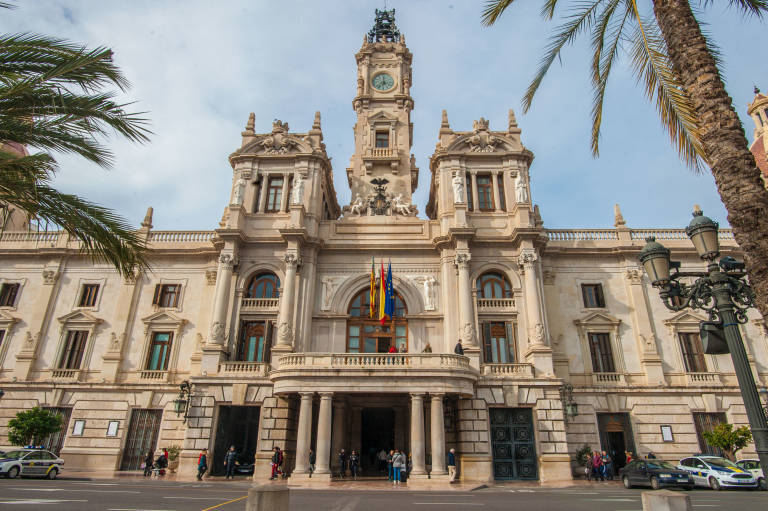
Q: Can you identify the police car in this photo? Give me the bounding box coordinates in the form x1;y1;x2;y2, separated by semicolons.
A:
735;459;766;490
0;448;64;479
677;455;757;490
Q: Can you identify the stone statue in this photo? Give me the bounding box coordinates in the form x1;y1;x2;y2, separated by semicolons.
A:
233;176;246;205
452;172;465;203
515;174;529;203
210;322;225;342
291;173;305;205
423;276;436;310
348;194;366;216
392;193;413;216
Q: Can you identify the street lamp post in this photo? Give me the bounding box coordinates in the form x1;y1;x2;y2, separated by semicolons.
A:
638;207;768;479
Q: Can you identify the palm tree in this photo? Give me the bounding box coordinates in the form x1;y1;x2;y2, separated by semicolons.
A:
0;33;151;276
482;0;768;320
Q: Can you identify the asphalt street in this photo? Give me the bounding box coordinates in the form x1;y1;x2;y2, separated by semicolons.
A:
0;478;765;510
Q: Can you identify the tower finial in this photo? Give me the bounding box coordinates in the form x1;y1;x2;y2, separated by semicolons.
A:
367;8;400;43
245;112;255;133
441;110;449;129
141;206;153;229
313;111;322;130
613;203;626;228
755;85;761;95
508;109;518;131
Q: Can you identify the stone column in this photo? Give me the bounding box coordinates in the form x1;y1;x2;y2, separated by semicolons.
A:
293;392;314;475
314;392;333;477
257;173;269;213
519;249;545;346
410;393;427;476
331;401;345;473
491;171;501;211
279;172;290;212
276;252;300;349
430;394;447;475
209;253;235;345
470;171;479;212
455;252;477;348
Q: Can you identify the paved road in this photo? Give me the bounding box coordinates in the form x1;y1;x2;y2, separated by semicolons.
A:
0;478;765;510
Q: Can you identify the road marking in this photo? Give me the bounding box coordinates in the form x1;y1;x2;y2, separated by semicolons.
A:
590;498;636;502
200;495;248;511
412;503;484;506
8;487;140;493
0;500;88;505
164;497;227;500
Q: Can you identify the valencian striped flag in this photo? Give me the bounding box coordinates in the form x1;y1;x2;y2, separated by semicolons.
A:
369;257;376;318
383;260;395;323
378;260;386;323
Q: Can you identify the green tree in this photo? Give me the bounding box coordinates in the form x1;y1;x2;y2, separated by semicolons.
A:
0;11;151;276
481;0;768;322
702;423;753;461
7;407;63;447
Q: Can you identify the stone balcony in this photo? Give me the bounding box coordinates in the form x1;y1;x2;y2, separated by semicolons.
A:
481;363;534;378
476;297;515;312
591;372;626;386
271;353;477;396
50;368;81;382
218;361;270;377
240;297;279;312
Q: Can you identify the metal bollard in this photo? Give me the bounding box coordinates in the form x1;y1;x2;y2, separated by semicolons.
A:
641;490;691;511
246;484;289;511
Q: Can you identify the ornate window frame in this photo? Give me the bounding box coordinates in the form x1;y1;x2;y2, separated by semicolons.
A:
0;277;26;311
151;278;188;312
139;311;188;375
72;277;107;311
573;311;625;379
53;310;103;374
662;311;720;374
0;309;20;369
575;278;608;312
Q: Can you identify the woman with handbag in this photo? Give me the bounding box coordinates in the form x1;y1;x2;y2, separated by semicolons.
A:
391;450;406;486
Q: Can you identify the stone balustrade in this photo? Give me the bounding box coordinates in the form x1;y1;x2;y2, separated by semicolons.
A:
279;352;470;370
368;148;397;158
476;297;515;310
139;370;168;381
685;372;721;385
241;297;279;311
218;361;270;376
51;369;80;381
547;229;618;241
546;228;735;243
481;363;534;378
592;372;626;385
630;228;734;241
0;231;61;243
148;231;214;243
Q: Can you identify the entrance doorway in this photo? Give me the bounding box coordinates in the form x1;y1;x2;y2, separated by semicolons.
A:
597;413;636;475
490;408;538;480
212;406;260;475
120;409;162;471
361;408;394;476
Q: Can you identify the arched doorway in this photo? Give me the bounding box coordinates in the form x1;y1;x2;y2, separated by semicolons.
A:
346;288;407;353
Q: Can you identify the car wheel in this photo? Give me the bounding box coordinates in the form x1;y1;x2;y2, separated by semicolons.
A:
759;478;766;491
47;468;58;480
708;477;721;491
622;475;632;489
7;466;19;479
650;476;660;490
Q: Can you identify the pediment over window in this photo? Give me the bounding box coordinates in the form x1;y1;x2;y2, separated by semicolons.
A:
0;309;20;328
57;310;103;327
573;311;621;328
662;311;708;328
142;310;187;330
367;110;399;123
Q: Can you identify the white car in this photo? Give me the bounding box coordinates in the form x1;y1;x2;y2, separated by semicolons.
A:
677;456;757;490
0;448;64;479
735;459;766;490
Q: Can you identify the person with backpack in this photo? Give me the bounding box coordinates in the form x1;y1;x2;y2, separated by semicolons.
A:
269;446;281;480
338;449;348;478
391;449;406;486
196;448;208;481
601;450;613;480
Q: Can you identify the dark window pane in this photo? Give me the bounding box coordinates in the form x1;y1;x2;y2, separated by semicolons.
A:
581;284;605;308
588;332;615;372
375;132;389;148
476;175;493;211
266;177;284;212
60;330;88;369
678;333;707;372
79;284;99;307
0;283;20;307
476;272;512;298
246;273;280;299
147;332;172;370
498;174;506;211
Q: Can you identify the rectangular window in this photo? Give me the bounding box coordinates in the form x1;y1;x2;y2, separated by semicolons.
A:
238;320;273;362
693;412;727;456
588;332;616;373
146;331;173;370
581;283;606;308
482;321;516;364
476;175;494;211
265;177;284;212
285;177;293;212
253;179;262;212
466;176;473;211
678;332;707;372
0;283;20;307
375;131;389;148
152;284;181;308
78;284;100;307
497;174;506;211
59;330;88;369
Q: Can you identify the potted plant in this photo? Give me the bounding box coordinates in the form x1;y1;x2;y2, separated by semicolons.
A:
167;445;182;473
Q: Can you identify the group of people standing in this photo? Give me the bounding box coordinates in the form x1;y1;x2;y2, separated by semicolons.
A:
142;448;169;477
586;450;639;481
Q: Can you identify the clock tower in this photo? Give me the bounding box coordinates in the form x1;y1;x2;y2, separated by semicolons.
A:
346;9;419;209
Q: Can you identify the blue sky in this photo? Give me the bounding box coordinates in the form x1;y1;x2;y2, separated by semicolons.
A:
3;1;766;230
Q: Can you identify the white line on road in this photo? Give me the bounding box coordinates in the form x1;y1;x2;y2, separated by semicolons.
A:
590;498;637;502
163;497;230;500
412;503;485;506
8;487;140;493
0;500;88;505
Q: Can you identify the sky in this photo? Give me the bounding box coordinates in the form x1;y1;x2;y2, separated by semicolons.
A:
3;0;766;230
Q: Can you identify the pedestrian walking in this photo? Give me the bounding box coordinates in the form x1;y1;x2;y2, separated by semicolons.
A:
338;449;348;478
309;448;316;475
377;448;388;474
601;450;613;480
591;450;604;481
143;450;154;477
197;448;208;481
454;340;464;355
350;450;360;479
224;445;237;480
391;449;406;486
269;447;280;480
387;450;394;481
447;448;457;483
585;452;593;481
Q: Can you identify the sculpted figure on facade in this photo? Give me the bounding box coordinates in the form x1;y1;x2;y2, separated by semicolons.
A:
219;253;234;268
422;276;436;310
531;323;546;345
460;322;475;344
320;276;346;311
42;269;59;285
515;173;529;204
210;321;225;343
452;171;465;203
345;194;366;217
277;321;293;344
517;249;537;268
391;193;415;216
291;173;305;205
466;118;502;153
232;176;246;205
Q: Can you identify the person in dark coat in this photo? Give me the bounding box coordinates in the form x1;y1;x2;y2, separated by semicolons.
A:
338;449;348;478
454;340;464;355
349;450;360;479
224;445;237;480
447;448;457;482
197;448;208;481
309;449;316;475
143;450;154;477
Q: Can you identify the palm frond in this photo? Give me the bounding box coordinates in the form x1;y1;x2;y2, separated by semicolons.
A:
481;0;518;26
522;0;608;112
627;6;705;171
702;0;768;17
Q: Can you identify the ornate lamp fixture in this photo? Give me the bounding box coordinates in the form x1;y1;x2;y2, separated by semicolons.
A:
638;207;768;478
559;383;578;424
173;380;192;423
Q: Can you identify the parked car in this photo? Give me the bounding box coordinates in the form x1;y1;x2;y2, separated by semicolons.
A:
0;448;64;479
234;455;254;475
677;455;757;490
735;459;766;490
619;459;694;490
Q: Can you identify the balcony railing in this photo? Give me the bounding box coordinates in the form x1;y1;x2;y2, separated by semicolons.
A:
592;372;626;385
278;353;471;370
476;298;515;310
148;231;214;243
241;298;279;311
218;361;270;376
51;368;80;381
547;229;619;241
0;231;61;243
686;372;721;385
481;363;533;378
139;370;168;381
367;148;397;158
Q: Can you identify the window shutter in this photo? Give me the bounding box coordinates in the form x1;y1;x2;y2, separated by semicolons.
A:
596;284;605;307
482;322;492;363
171;285;180;307
152;284;161;305
505;322;515;363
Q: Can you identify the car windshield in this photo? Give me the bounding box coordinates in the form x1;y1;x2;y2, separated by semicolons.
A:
647;461;677;470
703;458;738;469
2;450;28;459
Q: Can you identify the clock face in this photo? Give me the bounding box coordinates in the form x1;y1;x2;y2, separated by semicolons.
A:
372;73;395;91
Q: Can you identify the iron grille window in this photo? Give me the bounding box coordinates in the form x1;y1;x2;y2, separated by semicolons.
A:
265;177;284;212
693;412;727;456
78;284;100;307
476;175;494;211
59;330;88;369
0;283;20;307
146;332;173;370
42;407;72;455
679;332;707;372
375;131;389;148
152;284;181;308
482;321;516;363
581;284;606;308
588;332;616;373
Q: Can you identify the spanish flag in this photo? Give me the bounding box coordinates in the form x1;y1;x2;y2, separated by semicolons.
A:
379;260;386;324
369;257;376;318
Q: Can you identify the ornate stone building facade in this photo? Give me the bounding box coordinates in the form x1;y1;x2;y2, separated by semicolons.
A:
0;11;765;484
748;86;768;179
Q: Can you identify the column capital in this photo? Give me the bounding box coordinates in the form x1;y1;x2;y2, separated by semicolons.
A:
410;392;425;400
318;391;334;399
430;393;445;400
299;391;314;399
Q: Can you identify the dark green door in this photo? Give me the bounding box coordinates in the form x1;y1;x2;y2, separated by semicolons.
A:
490;408;538;480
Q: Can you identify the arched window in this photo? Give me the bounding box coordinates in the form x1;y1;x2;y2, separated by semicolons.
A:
346;288;407;353
245;272;280;299
476;272;512;299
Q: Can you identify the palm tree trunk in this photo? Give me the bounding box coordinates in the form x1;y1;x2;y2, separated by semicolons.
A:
652;0;768;320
